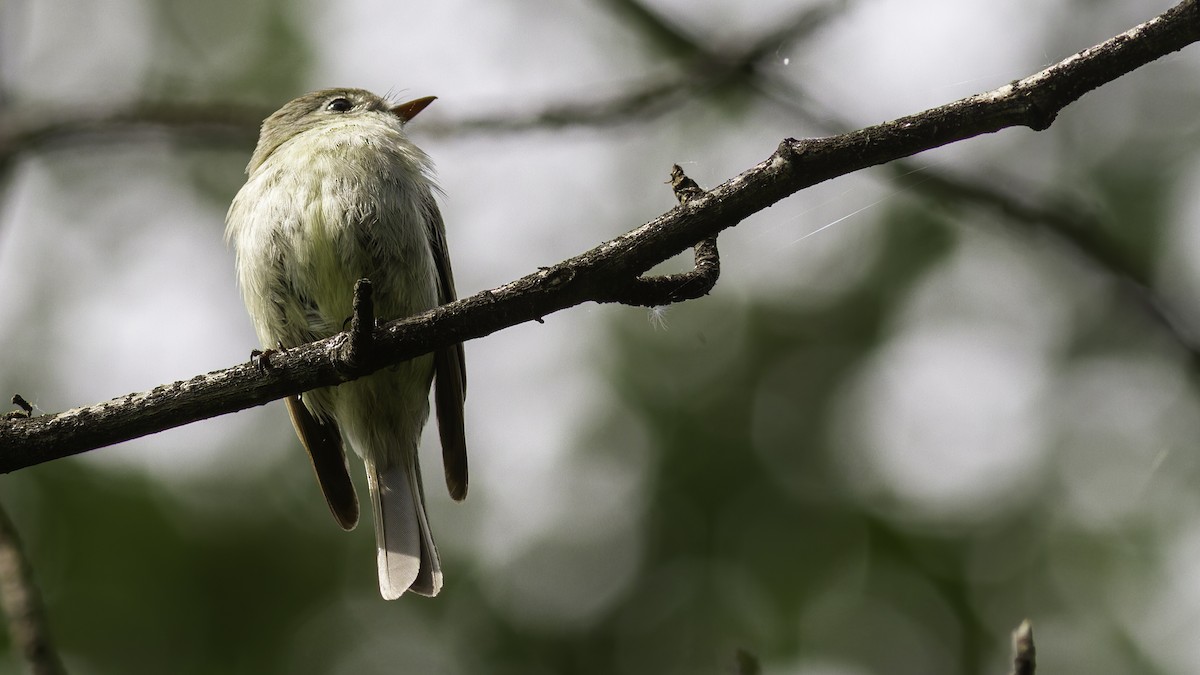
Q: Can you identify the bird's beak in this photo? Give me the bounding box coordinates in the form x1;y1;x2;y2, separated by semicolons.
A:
391;96;437;122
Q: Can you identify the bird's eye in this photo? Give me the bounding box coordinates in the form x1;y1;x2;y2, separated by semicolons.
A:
326;97;353;112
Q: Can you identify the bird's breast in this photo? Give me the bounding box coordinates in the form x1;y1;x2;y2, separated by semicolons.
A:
229;128;439;347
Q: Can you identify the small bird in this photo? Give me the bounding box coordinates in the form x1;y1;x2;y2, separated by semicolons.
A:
225;88;467;599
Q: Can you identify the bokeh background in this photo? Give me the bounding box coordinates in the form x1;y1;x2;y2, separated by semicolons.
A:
3;0;1200;673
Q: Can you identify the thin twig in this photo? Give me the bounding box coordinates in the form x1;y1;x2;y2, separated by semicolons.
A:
1009;620;1036;675
596;165;719;306
596;236;720;306
0;102;261;159
0;502;67;675
5;396;32;421
891;163;1200;367
0;0;847;154
340;278;377;373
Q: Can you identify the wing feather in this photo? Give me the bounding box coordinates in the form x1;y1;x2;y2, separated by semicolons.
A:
286;396;360;529
424;196;469;501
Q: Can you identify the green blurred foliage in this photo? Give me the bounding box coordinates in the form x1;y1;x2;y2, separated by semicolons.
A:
5;460;356;675
143;0;312;103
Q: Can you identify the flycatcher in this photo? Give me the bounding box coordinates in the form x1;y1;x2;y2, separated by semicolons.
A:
226;88;467;599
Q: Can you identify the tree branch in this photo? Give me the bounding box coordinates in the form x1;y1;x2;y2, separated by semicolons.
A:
342;278;378;371
0;102;261;159
0;0;844;154
0;502;67;675
610;0;1200;366
893;163;1200;368
0;0;1197;471
596;165;720;306
1009;620;1036;675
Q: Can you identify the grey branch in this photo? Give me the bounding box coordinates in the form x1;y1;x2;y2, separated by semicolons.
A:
0;102;262;159
0;0;843;153
0;502;67;675
612;0;1200;364
1009;620;1036;675
890;163;1200;367
0;0;1198;471
341;278;377;372
595;165;719;306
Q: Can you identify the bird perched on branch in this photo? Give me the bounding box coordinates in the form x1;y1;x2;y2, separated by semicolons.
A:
226;88;467;599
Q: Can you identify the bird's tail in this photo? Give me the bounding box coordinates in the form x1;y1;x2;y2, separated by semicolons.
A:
365;455;442;599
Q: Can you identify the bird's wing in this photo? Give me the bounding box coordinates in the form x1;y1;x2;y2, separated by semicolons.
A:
286;396;360;529
424;195;468;501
